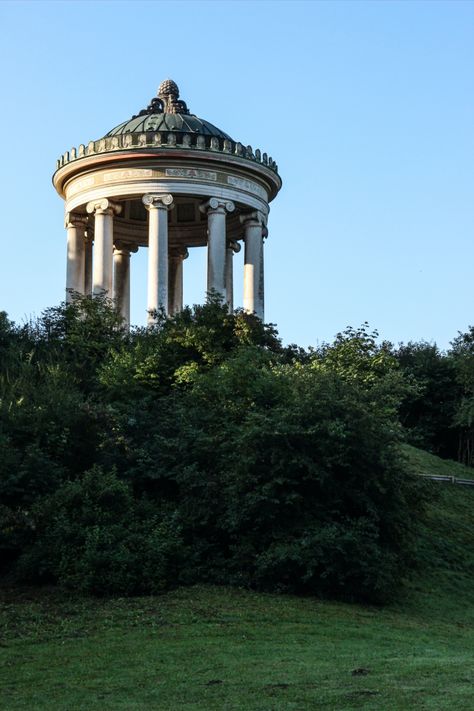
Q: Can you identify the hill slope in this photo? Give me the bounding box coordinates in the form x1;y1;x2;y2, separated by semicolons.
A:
1;450;474;711
402;443;474;480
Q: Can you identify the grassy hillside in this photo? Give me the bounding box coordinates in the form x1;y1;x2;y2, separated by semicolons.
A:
1;451;474;710
402;443;474;480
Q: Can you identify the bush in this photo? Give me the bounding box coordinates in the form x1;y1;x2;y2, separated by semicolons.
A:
15;466;183;596
0;299;428;602
123;349;424;603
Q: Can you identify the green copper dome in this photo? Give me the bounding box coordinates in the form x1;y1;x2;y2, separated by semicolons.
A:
54;78;280;180
106;79;233;141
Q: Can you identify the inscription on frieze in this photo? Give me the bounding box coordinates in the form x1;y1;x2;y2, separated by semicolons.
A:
227;175;267;200
165;168;217;181
102;169;154;182
67;176;95;197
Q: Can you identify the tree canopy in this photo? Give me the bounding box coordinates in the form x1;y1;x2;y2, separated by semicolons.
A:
0;295;442;602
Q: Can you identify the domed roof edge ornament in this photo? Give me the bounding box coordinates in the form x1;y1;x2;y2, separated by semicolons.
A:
105;79;233;140
134;79;191;118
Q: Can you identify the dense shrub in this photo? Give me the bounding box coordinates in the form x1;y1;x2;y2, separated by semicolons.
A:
101;345;424;602
15;466;183;595
0;296;427;602
394;342;460;458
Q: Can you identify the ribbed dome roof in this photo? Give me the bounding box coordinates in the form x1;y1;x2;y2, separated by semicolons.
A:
105;79;233;141
106;112;232;139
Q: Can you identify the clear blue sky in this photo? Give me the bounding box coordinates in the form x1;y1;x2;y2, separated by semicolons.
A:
0;0;472;350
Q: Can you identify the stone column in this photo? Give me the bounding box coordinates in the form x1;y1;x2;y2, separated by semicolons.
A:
225;240;241;313
143;193;173;324
260;225;268;319
86;198;121;296
200;198;235;302
84;233;93;295
168;248;189;316
65;212;87;302
113;243;134;327
241;211;265;320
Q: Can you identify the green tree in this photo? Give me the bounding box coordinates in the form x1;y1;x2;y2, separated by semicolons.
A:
394;341;459;459
449;327;474;465
312;323;398;385
0;298;428;603
111;345;424;602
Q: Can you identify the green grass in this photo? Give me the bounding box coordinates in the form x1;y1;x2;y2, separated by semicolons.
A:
2;450;474;710
402;443;474;480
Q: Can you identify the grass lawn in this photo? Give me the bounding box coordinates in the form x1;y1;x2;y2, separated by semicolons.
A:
402;443;474;480
1;450;474;710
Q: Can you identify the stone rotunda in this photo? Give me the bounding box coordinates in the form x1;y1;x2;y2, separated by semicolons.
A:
53;80;282;326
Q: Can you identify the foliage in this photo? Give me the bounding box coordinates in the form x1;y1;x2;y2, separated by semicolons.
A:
448;326;474;465
99;294;281;399
102;347;424;602
0;297;428;602
312;323;398;385
15;466;183;596
33;292;127;393
394;341;460;458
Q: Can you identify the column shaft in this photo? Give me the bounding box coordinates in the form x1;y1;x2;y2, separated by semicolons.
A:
113;249;131;327
243;217;265;320
168;253;186;316
84;237;93;295
202;198;235;303
65;214;86;302
143;193;173;324
92;211;113;295
225;241;240;313
225;245;234;312
207;209;227;299
86;199;121;297
259;237;265;319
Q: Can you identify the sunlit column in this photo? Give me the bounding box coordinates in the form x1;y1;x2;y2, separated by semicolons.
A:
143;193;174;324
65;212;87;302
200;198;235;302
241;211;265;320
86;198;122;296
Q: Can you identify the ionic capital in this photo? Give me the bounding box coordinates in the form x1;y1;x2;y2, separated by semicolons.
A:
228;239;241;254
114;241;139;256
64;211;88;230
169;247;189;262
86;198;122;216
142;193;174;210
199;198;235;215
240;210;266;227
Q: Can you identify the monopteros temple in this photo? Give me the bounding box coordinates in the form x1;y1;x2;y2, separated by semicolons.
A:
53;80;282;326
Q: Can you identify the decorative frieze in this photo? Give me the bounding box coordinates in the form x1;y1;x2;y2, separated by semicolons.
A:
103;169;153;183
165;168;217;181
227;175;267;200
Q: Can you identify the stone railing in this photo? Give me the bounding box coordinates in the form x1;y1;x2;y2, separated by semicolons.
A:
56;132;279;174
